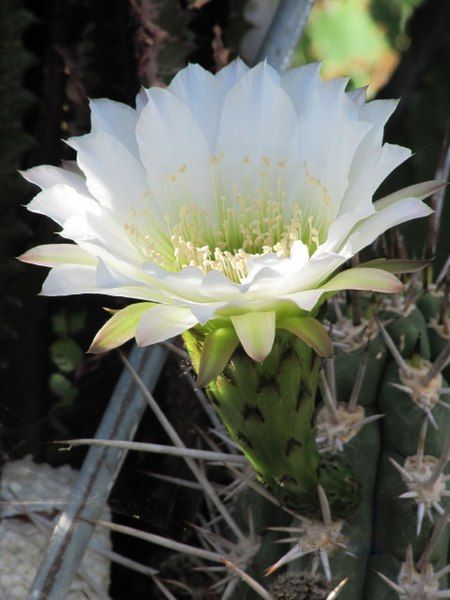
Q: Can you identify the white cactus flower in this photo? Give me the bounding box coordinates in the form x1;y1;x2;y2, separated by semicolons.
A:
20;60;438;376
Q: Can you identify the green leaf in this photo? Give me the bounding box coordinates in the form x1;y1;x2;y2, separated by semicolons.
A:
50;339;84;373
230;311;276;363
197;327;239;387
278;316;333;358
356;258;432;274
88;302;154;354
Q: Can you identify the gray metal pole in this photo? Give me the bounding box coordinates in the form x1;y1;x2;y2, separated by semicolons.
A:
27;344;168;600
254;0;315;71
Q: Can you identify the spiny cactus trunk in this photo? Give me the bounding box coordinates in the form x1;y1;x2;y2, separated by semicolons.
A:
183;329;360;519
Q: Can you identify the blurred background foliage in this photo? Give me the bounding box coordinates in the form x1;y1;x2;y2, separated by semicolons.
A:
0;0;449;597
298;0;425;94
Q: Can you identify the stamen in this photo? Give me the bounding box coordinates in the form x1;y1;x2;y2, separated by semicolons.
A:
122;185;327;283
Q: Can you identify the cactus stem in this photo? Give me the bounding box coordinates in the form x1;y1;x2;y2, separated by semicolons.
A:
347;342;370;412
375;315;411;374
422;340;450;385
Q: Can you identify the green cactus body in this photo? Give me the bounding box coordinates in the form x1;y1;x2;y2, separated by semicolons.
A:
181;293;450;599
365;306;450;598
183;328;359;518
418;290;450;380
312;334;386;600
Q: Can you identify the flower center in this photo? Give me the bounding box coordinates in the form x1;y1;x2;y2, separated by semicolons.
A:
166;197;322;282
124;193;324;283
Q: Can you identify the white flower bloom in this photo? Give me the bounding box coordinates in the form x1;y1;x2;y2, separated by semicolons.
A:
20;60;438;369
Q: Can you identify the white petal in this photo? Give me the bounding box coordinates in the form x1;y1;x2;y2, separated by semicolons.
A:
61;210;143;264
168;63;221;150
347;86;368;107
279;251;349;294
281;288;324;311
356;99;398;163
287;76;372;222
230;311;276;362
68;131;149;219
26;184;99;227
318;212;369;254
215;58;249;90
168;59;250;151
290;240;310;265
244;266;285;297
41;264;98;296
280;62;322;117
19;244;95;267
89;98;139;156
217;62;298;201
136;87;213;218
374;180;445;211
136;305;198;346
199;270;242;300
183;300;227;324
340;143;412;215
21;165;88;193
161;267;208;302
349;197;433;254
95;258;154;289
41;265;162;301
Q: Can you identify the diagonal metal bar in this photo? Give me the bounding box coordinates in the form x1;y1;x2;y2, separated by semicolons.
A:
27;344;168;600
254;0;315;71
